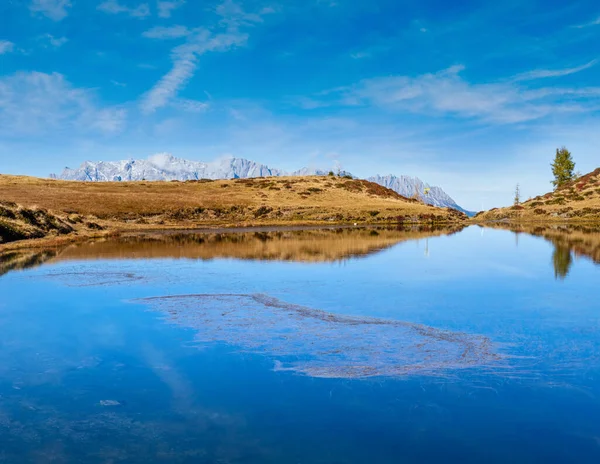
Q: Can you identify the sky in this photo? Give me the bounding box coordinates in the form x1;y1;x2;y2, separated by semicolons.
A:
1;0;600;210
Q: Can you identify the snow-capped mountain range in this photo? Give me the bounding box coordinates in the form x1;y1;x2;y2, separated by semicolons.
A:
366;174;468;214
51;154;472;214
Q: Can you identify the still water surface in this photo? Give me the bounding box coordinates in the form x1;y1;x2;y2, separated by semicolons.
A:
1;225;600;463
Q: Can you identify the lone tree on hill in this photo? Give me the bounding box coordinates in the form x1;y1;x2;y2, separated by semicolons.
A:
551;147;575;189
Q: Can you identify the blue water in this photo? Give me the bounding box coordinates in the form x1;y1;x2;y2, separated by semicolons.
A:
1;226;600;462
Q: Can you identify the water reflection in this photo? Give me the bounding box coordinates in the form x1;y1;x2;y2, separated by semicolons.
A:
1;225;464;276
0;249;60;277
483;224;600;279
553;245;574;280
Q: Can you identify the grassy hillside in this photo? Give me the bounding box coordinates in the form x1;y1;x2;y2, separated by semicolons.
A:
475;168;600;222
0;175;466;246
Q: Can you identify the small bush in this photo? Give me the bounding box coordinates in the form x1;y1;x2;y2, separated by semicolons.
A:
254;206;273;218
86;222;104;230
0;220;30;243
0;206;16;220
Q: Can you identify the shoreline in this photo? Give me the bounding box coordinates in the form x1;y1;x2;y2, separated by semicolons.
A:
4;218;600;254
0;219;462;253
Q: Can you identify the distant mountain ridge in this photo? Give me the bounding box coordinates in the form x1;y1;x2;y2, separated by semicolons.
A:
367;174;470;215
52;154;472;214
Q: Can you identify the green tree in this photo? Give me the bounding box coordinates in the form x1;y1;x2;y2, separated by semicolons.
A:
551;147;575;189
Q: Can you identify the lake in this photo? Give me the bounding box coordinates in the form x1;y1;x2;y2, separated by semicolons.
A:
1;225;600;463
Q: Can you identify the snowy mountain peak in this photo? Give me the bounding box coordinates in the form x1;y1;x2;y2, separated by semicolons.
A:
367;174;469;214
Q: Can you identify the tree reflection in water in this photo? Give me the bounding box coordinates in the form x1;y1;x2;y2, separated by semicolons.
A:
552;244;573;280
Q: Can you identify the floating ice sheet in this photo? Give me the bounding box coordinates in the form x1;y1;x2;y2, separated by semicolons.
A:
137;293;501;379
36;270;146;287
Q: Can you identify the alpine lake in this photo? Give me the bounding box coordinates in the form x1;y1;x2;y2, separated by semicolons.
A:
1;224;600;463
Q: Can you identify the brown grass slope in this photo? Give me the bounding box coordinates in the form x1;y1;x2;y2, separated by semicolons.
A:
0;175;466;246
0;201;74;244
474;168;600;222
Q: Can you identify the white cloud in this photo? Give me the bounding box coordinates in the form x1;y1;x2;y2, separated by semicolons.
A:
215;0;270;27
39;34;68;48
0;41;15;55
0;71;126;136
142;25;190;39
303;65;600;124
29;0;72;21
513;59;598;81
97;0;151;18
157;0;185;18
140;1;270;114
573;16;600;28
175;98;209;112
90;108;128;133
140;29;249;113
350;51;370;59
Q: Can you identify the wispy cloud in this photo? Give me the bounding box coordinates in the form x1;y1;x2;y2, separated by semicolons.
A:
214;0;274;28
29;0;72;21
97;0;151;18
0;41;15;55
142;25;190;39
39;34;68;48
300;65;600;124
513;60;598;81
157;0;185;18
0;71;126;136
140;1;270;114
573;16;600;28
350;51;370;59
175;98;209;112
140;29;246;113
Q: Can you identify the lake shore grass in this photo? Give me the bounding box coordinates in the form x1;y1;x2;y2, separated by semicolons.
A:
473;168;600;223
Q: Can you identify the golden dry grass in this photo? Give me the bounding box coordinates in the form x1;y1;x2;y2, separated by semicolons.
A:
474;168;600;223
0;174;465;231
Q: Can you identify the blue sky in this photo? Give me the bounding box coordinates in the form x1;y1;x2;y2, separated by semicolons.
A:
1;0;600;209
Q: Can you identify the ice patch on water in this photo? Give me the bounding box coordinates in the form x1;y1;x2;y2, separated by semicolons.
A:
137;293;501;379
